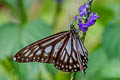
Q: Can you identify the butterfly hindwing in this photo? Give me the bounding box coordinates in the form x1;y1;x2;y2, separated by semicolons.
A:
13;31;70;63
53;31;88;73
75;36;88;74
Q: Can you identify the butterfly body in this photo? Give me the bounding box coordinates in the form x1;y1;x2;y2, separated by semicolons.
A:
13;24;88;75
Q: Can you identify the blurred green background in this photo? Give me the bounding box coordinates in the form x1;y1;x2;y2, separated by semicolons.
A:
0;0;120;80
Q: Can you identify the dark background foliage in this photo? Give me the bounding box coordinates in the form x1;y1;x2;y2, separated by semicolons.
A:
0;0;120;80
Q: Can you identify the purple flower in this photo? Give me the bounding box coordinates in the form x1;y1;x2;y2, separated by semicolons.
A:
74;16;78;21
78;18;88;32
56;0;63;4
78;13;99;32
87;13;99;26
78;3;88;16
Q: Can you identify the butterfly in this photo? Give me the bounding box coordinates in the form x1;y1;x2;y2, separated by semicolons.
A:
13;24;88;75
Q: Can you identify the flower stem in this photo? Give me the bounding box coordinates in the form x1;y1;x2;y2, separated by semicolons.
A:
17;0;27;24
52;2;62;29
70;0;93;80
81;0;93;42
70;72;76;80
1;0;19;18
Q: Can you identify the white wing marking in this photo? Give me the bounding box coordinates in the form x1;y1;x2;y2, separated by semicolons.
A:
36;50;42;55
77;40;84;56
23;49;29;53
69;58;73;63
66;37;71;56
54;42;62;52
73;39;77;52
64;54;68;62
72;51;77;61
62;65;64;68
13;57;16;61
29;53;34;57
69;65;72;69
41;37;60;47
53;39;64;57
61;50;65;60
33;46;39;52
24;50;31;56
45;46;52;54
74;65;77;68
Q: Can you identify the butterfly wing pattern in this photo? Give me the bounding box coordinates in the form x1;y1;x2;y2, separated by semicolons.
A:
13;31;69;63
53;30;88;74
13;24;88;75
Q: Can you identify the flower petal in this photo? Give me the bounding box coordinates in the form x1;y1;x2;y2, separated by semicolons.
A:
89;13;99;21
78;3;88;16
86;13;99;26
78;18;88;32
74;16;78;21
77;4;99;32
56;0;63;4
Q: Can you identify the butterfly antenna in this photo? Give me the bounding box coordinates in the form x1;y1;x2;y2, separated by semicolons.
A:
69;0;75;29
68;9;71;25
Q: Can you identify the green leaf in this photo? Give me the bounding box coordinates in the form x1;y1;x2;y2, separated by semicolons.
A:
87;48;108;77
101;59;120;79
0;61;18;80
0;23;20;60
0;10;12;25
103;2;120;22
12;19;52;80
0;19;52;60
3;0;17;6
21;19;52;47
55;72;70;80
92;3;114;25
1;0;35;23
11;62;53;80
38;0;57;25
45;64;58;76
0;64;11;80
0;19;53;79
75;48;108;80
102;22;120;59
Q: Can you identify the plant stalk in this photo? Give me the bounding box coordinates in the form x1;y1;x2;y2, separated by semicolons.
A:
52;2;62;29
81;0;93;42
70;0;93;80
17;0;27;24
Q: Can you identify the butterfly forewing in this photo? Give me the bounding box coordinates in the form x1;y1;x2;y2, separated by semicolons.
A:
13;31;70;63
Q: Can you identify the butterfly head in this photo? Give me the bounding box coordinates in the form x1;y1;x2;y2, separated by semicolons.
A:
70;24;75;29
70;24;80;36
